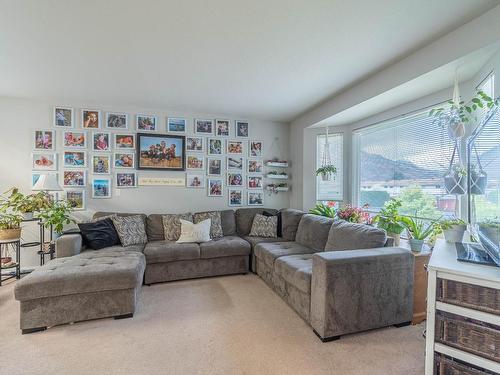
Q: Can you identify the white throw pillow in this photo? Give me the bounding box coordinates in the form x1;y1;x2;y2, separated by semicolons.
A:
176;219;212;243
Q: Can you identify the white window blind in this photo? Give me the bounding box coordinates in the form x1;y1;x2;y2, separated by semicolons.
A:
316;133;343;201
354;109;455;219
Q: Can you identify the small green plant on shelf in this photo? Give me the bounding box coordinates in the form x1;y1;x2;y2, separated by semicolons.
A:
0;213;24;240
37;200;75;235
372;198;404;235
309;202;336;218
399;214;440;252
0;188;51;218
268;171;288;176
315;165;337;181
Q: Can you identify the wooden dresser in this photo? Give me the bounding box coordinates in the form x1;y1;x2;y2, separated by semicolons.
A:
425;240;500;375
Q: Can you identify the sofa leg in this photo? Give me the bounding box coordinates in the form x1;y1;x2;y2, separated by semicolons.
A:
313;329;341;343
22;327;47;334
114;313;133;320
394;321;412;328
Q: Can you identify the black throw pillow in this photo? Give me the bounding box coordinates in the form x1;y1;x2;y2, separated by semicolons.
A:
263;211;282;237
78;218;120;250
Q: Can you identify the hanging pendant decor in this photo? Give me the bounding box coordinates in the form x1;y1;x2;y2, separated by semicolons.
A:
315;127;337;181
470;145;488;195
444;142;467;195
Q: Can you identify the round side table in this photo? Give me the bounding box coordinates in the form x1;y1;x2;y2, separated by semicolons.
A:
0;239;21;286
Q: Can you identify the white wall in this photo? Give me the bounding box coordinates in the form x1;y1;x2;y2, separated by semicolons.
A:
0;96;289;267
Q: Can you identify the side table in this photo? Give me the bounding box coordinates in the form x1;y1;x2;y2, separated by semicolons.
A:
412;250;431;324
0;239;21;286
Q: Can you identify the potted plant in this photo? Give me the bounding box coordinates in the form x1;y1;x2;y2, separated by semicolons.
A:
444;164;467;195
0;188;51;220
315;165;337;182
37;200;75;237
470;164;487;195
309;202;336;218
337;204;372;224
372;198;404;246
438;218;467;243
0;213;24;241
400;216;439;252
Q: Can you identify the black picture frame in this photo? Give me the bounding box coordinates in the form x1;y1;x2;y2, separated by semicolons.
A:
136;133;186;171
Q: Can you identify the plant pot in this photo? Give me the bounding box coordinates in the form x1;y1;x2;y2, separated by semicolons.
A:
0;228;22;241
321;173;331;181
444;171;467;195
447;122;465;140
470;171;487;195
22;212;34;220
443;224;466;243
408;238;424;252
387;232;401;247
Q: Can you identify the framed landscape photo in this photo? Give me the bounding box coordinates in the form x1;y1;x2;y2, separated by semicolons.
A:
195;119;214;135
227;156;243;171
106;112;128;129
116;172;137;188
208;138;223;155
63;170;86;187
227;172;244;187
247;175;263;189
186;173;205;188
186;136;204;152
207;158;222;176
228;189;243;206
114;133;135;149
54;107;74;128
64;131;87;148
81;109;101;129
93;132;111;151
249;140;263;157
92;178;111;198
235;121;249;138
186;154;204;170
32;153;57;170
137;133;185;171
137;114;157;132
92;154;111;174
63;150;86;168
65;189;85;210
207;178;223;197
215;119;230;137
34;130;55;150
113;152;135;169
167;117;187;133
227;140;244;155
248;159;263;174
248;191;264;206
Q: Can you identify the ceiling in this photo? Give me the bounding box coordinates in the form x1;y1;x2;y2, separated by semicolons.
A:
1;0;499;122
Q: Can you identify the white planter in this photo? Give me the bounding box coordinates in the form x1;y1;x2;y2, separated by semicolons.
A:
321;173;331;181
409;239;424;252
22;212;34;220
443;224;466;243
387;232;401;247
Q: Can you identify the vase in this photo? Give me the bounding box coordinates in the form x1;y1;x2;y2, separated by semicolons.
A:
387;232;401;247
0;228;22;241
409;238;424;252
443;224;466;243
447;122;465;140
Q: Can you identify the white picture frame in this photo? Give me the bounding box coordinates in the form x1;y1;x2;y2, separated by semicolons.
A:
63;150;87;168
207;157;223;176
186;173;205;188
249;140;263;157
235;121;249;138
194;119;214;135
81;109;101;129
116;172;137;188
63;131;87;149
106;112;128;129
63;170;86;187
33;129;55;151
92;132;111;151
207;178;223;197
228;189;243;206
114;133;135;149
186;136;205;153
208;138;223;155
32;172;58;189
186;154;204;170
32;152;57;171
54;107;74;128
136;114;158;132
247;159;263;174
215;119;231;137
92;154;111;175
227;172;244;187
247;175;264;190
248;191;264;206
227;156;244;171
113;152;135;169
227;140;244;155
65;189;86;210
167;117;187;133
92;178;112;198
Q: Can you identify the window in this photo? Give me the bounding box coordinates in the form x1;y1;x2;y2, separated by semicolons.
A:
354;109;455;219
316;133;343;201
478;72;494;98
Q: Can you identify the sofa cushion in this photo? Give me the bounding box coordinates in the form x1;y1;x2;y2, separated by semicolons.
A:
249;214;278;238
236;208;278;236
94;212;144;220
199;236;251;259
274;254;313;294
144;241;200;264
14;249;145;302
163;213;193;241
193;211;223;239
254;241;316;268
295;214;333;251
220;209;237;236
242;236;286;249
325;220;387;251
281;209;306;241
146;214;165;241
112;215;148;247
177;219;212;243
77;218;120;250
263;211;282;237
97;244;146;253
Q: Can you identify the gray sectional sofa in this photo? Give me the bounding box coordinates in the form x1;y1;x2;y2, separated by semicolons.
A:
14;207;414;342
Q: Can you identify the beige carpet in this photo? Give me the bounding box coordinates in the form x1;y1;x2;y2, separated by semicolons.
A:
0;274;425;375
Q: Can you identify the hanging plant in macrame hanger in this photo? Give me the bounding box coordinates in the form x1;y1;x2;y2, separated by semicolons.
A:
315;127;337;182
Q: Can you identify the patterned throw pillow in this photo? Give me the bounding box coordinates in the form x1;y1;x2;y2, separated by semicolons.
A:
193;211;223;239
249;214;278;238
162;213;193;241
176;219;211;243
112;215;148;247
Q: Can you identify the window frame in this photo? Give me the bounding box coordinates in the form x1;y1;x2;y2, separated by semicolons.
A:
316;131;344;203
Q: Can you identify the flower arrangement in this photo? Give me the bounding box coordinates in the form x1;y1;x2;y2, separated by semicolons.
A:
336;204;372;224
309;201;336;218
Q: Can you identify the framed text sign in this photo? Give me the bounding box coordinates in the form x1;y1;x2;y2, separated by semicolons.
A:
138;177;185;186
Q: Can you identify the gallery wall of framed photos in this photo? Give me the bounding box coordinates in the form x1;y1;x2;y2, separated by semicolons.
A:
6;98;290;214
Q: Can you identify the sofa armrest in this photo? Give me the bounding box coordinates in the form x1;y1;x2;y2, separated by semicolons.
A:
55;233;83;258
311;247;414;340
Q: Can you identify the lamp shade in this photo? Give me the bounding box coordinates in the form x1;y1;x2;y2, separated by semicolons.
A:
32;174;63;191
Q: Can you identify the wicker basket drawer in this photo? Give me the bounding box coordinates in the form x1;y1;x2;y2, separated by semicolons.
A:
435;311;500;363
434;354;497;374
437;279;500;315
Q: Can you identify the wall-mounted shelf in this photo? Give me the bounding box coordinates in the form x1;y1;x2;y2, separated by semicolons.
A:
265;161;288;168
266;174;288;180
266;186;289;192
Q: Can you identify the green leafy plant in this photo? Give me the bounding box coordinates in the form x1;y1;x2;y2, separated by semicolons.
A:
315;165;337;176
0;213;24;230
309;202;336;218
399;215;439;241
372;198;404;234
450;164;467;177
430;90;498;126
0;188;51;214
437;217;466;231
37;200;75;234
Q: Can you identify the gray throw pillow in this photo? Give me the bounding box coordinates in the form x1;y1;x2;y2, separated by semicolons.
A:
324;220;387;251
112;215;148;247
249;214;278;238
162;213;193;241
193;211;223;239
